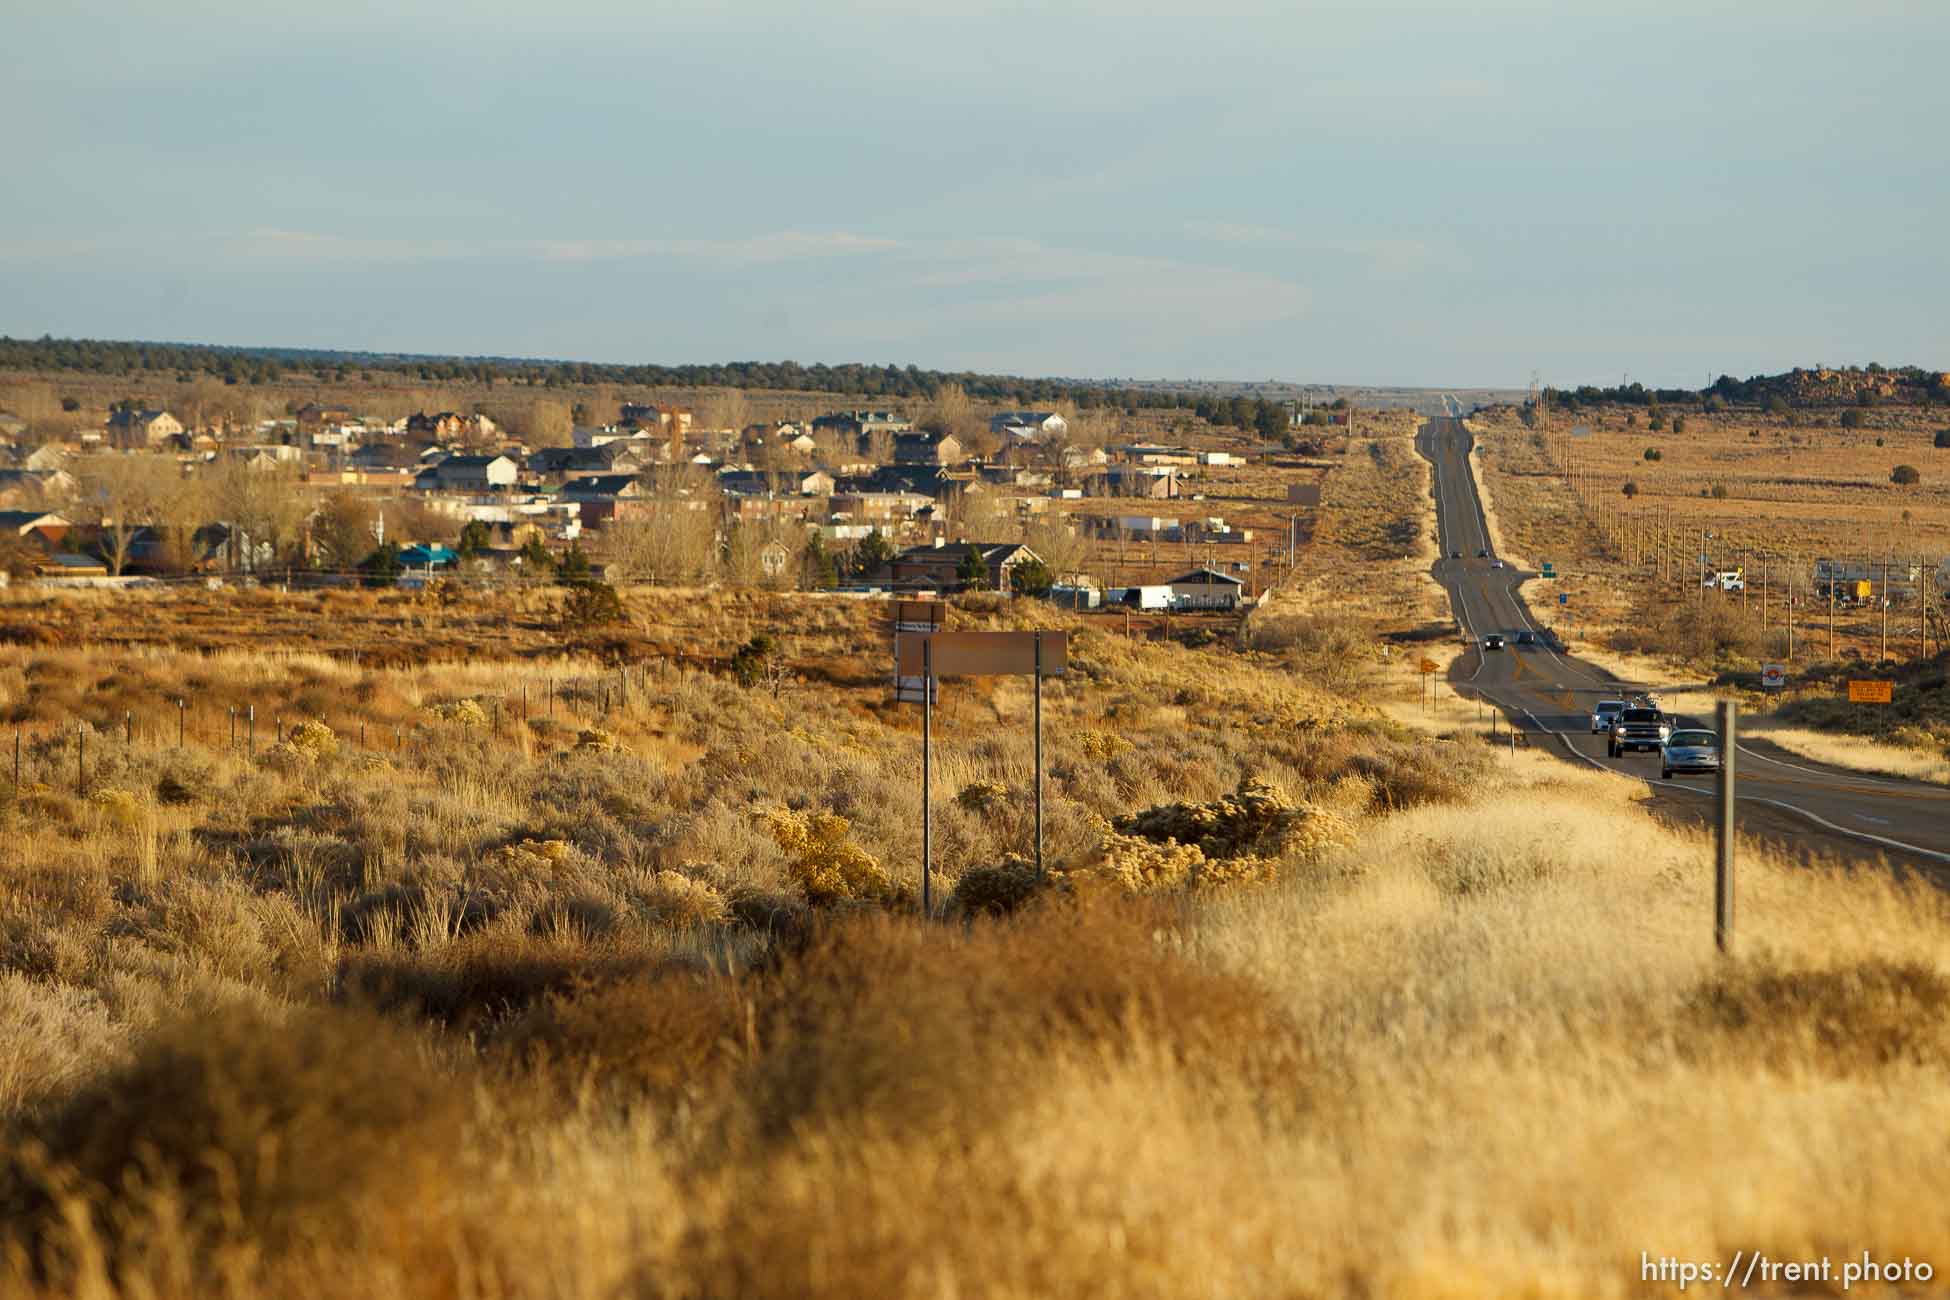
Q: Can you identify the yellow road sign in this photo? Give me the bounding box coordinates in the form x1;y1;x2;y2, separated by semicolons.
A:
1847;679;1893;704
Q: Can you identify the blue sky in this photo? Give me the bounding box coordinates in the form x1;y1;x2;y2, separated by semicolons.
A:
3;0;1946;387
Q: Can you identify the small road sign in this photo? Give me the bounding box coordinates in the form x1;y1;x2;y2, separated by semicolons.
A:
1558;592;1568;605
1847;679;1893;704
1417;657;1439;674
1760;663;1786;690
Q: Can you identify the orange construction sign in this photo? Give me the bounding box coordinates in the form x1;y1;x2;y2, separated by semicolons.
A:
1847;680;1893;704
1417;657;1439;674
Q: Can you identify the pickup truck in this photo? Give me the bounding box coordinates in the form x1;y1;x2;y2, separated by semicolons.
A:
1607;706;1671;757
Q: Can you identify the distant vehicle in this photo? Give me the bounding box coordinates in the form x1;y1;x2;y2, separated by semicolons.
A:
1477;548;1489;558
1590;699;1626;734
1514;629;1536;646
1106;585;1172;611
1608;707;1671;757
1704;569;1745;592
1450;550;1461;559
1491;559;1507;569
1482;633;1506;651
1661;728;1723;780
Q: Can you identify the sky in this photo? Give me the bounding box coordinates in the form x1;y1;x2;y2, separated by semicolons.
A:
3;0;1947;389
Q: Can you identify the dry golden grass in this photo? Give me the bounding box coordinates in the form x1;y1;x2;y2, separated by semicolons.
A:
2;585;1948;1297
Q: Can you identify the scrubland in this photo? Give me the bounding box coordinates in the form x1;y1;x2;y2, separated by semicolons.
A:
5;485;1950;1293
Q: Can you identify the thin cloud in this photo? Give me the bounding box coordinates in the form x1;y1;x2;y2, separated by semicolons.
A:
228;228;899;266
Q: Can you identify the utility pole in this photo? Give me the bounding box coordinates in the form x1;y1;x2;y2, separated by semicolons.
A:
1881;562;1889;663
1829;580;1837;660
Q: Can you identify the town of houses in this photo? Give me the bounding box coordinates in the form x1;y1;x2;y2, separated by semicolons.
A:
0;397;1267;612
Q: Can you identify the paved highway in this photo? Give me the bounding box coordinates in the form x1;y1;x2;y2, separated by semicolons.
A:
1418;412;1950;868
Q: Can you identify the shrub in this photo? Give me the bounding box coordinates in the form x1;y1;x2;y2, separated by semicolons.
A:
1643;447;1662;461
1;1000;469;1262
1670;415;1686;434
955;778;1010;813
559;581;624;630
1621;481;1638;498
1935;429;1950;449
1892;464;1921;485
1710;483;1729;499
946;856;1045;918
1840;408;1864;428
426;697;490;727
286;718;338;760
637;869;729;928
1008;555;1055;598
729;634;782;690
766;808;896;905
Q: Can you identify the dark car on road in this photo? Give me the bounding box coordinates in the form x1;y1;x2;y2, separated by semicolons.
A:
1608;707;1671;758
1477;548;1489;558
1515;630;1535;646
1482;634;1506;651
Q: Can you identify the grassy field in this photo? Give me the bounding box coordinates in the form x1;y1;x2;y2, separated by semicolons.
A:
4;606;1949;1296
4;416;1950;1295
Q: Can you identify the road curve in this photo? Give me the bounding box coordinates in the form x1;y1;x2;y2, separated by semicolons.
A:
1418;414;1950;867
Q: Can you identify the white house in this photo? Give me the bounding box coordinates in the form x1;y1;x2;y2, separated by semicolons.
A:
1165;567;1245;611
990;411;1069;441
421;454;518;492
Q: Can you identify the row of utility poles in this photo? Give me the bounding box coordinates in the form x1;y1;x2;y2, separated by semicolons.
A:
1546;429;1941;663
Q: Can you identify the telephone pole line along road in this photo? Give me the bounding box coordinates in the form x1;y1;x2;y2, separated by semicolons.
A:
1418;415;1950;870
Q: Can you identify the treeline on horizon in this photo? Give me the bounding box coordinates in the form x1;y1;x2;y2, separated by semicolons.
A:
0;335;1321;439
1545;364;1950;411
0;334;1194;411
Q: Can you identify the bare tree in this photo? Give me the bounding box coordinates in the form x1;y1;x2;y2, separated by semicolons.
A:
211;460;308;571
924;382;992;457
605;466;721;584
150;465;216;574
1024;513;1092;584
75;454;165;575
310;491;381;571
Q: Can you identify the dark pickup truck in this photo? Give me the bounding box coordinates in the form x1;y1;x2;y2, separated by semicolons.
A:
1607;707;1671;757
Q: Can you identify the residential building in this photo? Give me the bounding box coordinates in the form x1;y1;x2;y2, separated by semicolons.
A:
349;443;426;472
105;409;184;450
814;409;913;441
829;491;932;523
989;411;1069;441
619;403;693;434
888;540;1040;593
893;432;963;466
1164;567;1245;611
406;411;497;441
23;445;69;473
0;510;72;551
0;469;73;507
416;454;519;493
528;444;645;478
1089;466;1181;500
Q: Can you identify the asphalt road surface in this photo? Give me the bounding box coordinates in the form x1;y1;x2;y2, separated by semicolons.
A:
1419;411;1950;871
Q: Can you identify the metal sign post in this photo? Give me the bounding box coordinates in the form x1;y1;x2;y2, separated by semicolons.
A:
1716;699;1737;956
900;628;1068;903
1034;631;1045;880
921;637;933;916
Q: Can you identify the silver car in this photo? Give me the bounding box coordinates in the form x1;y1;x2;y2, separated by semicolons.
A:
1591;699;1625;734
1661;728;1722;780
